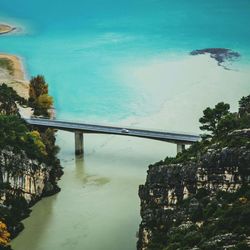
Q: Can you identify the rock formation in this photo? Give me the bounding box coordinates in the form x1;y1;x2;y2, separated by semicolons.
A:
138;107;250;250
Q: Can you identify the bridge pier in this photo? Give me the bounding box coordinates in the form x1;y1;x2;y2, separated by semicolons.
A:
177;144;185;154
75;132;84;156
25;119;200;156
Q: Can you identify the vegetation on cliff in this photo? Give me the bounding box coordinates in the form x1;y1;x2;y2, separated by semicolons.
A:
163;97;250;166
0;221;11;250
29;75;53;117
0;76;62;249
0;60;14;76
138;95;250;250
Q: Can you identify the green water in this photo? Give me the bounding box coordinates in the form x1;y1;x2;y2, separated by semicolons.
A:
12;132;173;250
2;0;250;249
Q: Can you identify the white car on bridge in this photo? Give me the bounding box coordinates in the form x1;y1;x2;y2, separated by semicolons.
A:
121;128;130;133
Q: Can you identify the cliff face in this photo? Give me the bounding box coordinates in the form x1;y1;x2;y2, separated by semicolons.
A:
138;130;250;250
0;78;62;248
0;145;62;239
0;147;48;200
0;147;61;201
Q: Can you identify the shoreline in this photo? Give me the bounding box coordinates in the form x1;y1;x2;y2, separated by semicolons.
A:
0;53;26;81
0;24;15;35
0;52;62;247
0;53;30;100
9;51;250;249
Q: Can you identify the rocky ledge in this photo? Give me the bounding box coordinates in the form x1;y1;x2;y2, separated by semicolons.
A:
137;121;250;250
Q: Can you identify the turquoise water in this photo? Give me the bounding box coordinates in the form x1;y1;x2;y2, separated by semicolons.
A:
1;0;250;120
1;1;250;250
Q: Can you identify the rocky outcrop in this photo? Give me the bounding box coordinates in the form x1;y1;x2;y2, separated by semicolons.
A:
0;51;61;249
138;130;250;250
0;146;62;238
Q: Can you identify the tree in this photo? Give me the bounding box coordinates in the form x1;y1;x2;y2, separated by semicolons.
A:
26;131;47;156
0;84;26;115
29;75;48;104
0;221;10;247
33;94;53;117
216;113;239;136
239;95;250;117
29;76;53;117
0;115;47;161
199;102;230;139
0;115;27;149
41;128;60;163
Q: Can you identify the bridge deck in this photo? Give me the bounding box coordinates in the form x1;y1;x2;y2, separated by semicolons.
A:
25;118;200;144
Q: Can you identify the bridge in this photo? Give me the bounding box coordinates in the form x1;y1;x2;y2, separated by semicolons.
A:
25;118;200;156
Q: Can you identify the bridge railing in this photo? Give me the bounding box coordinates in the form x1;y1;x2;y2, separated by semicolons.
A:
28;116;200;137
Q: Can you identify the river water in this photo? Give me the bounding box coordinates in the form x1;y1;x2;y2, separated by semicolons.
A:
12;132;173;250
0;0;250;249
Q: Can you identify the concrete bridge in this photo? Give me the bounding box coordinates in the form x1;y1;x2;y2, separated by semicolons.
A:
25;118;200;156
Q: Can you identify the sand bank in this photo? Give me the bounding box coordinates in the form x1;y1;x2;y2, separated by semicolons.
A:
0;54;26;80
0;53;29;99
0;53;32;116
0;24;15;35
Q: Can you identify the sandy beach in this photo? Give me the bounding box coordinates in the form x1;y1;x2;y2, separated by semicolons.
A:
0;24;15;35
0;52;32;117
0;53;29;99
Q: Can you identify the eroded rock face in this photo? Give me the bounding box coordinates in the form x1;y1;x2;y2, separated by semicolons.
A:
0;147;61;202
137;131;250;250
0;146;62;237
200;147;250;188
138;163;198;250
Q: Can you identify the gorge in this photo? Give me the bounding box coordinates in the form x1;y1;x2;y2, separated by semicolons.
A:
1;0;250;249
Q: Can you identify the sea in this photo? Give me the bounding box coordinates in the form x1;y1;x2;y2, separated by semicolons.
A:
0;0;250;249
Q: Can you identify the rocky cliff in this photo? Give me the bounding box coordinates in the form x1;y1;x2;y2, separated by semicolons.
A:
0;145;62;239
138;130;250;250
0;78;62;248
138;97;250;250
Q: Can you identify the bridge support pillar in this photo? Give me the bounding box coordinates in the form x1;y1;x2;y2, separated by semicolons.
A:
75;132;84;156
177;144;185;154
